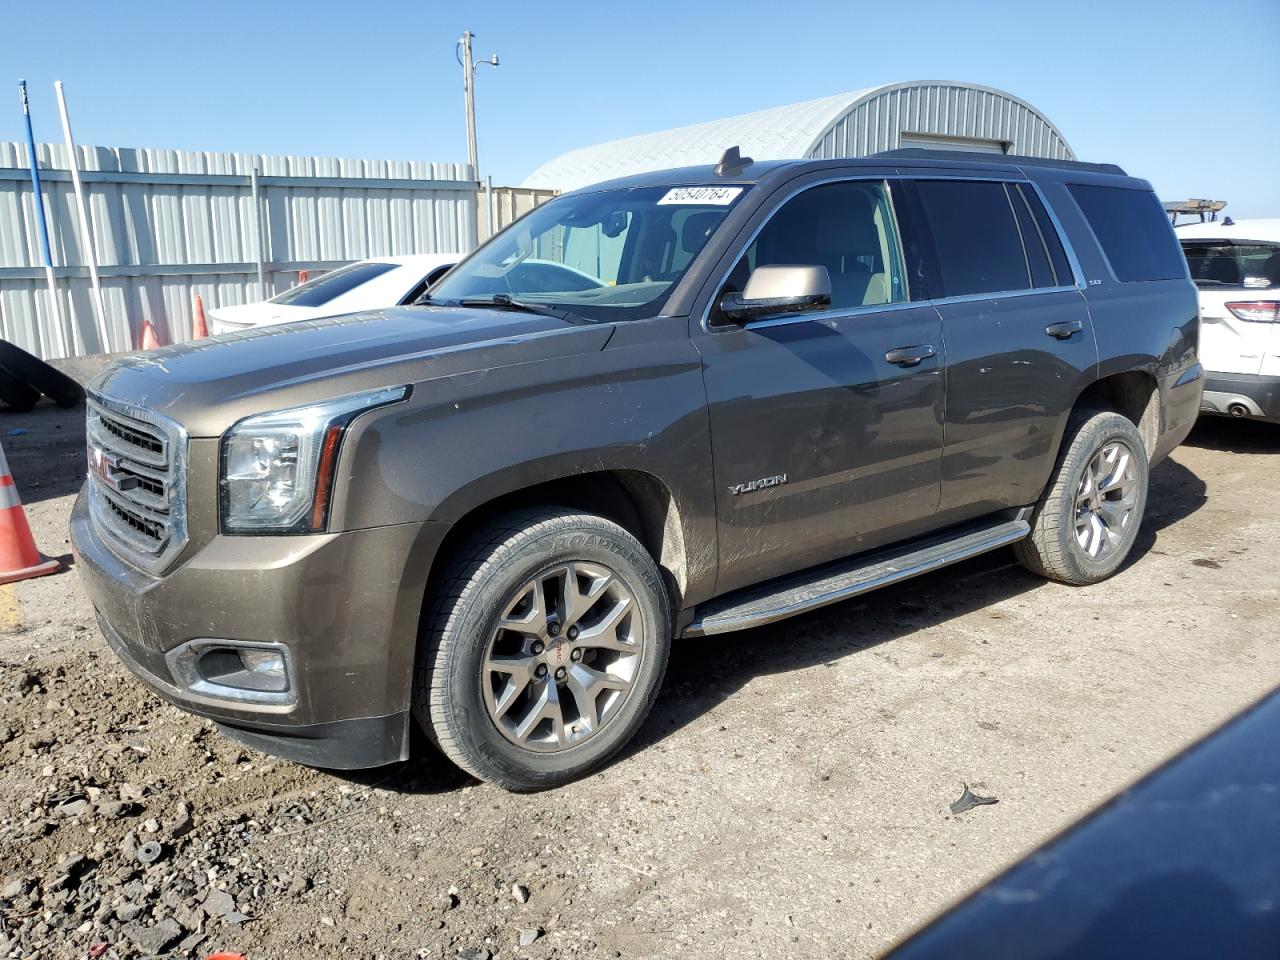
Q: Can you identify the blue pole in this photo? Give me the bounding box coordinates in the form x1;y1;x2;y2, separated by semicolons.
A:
18;79;66;356
18;80;56;271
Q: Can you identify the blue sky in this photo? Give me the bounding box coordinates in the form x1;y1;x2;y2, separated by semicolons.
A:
9;0;1280;216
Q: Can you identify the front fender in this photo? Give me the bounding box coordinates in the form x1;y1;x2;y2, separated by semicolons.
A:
330;316;718;604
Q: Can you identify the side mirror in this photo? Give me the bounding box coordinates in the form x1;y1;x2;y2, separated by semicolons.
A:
718;265;832;322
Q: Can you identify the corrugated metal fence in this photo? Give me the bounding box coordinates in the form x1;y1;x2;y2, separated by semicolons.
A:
0;142;555;359
477;185;558;244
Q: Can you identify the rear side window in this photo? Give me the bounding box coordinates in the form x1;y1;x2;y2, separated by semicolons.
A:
1009;187;1056;288
1068;185;1186;282
1180;240;1280;290
911;180;1030;297
1014;184;1074;286
271;261;397;307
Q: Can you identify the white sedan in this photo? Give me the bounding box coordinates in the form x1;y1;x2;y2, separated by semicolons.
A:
208;254;460;334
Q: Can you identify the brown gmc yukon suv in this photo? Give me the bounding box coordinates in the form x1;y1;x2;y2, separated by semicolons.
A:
72;150;1204;790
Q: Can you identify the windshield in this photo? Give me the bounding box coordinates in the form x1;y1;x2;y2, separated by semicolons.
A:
429;185;749;321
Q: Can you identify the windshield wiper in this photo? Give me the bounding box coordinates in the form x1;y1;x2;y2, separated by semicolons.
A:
457;294;588;324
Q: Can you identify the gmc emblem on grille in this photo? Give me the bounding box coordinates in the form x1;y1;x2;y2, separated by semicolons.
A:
90;447;140;492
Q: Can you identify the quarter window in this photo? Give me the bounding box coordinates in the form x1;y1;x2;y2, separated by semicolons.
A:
911;180;1031;297
1068;184;1187;282
730;180;906;310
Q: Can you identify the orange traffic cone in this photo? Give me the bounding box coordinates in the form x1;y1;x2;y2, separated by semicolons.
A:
192;293;209;339
139;319;162;350
0;442;61;585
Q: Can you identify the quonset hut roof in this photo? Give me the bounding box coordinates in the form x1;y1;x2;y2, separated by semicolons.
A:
523;81;1075;192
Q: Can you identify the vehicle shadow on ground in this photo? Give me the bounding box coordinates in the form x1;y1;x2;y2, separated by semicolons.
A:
2;401;88;504
1182;417;1279;455
627;454;1208;758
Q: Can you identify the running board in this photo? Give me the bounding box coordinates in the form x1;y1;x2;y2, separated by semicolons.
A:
683;519;1030;637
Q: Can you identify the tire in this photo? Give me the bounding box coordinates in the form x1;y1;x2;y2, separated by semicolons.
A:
0;341;84;409
414;508;672;791
1015;410;1150;585
0;364;40;412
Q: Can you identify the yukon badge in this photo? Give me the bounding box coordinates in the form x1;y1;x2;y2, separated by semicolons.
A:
728;474;788;496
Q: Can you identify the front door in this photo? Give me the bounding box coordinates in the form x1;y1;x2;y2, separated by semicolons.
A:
694;178;945;596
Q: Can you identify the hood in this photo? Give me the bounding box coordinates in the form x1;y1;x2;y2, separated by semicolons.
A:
92;305;613;437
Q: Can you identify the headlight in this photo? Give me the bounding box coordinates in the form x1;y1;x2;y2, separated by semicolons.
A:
220;386;408;534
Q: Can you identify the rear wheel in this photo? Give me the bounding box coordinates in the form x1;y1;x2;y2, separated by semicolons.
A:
1015;411;1149;585
415;508;671;790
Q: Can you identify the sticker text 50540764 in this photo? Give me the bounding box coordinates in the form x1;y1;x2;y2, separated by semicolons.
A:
657;186;744;206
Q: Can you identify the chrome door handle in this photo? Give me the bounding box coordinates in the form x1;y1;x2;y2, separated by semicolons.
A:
1045;320;1084;339
884;345;936;367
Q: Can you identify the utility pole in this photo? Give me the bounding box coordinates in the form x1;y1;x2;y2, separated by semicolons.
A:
459;31;499;182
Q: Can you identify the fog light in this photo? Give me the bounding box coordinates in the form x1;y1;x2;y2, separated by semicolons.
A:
166;639;294;705
236;649;288;689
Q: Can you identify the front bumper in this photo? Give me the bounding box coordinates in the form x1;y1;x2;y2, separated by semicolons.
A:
71;487;449;769
1201;373;1280;424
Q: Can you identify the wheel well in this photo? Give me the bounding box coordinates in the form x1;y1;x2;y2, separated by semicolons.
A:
426;471;690;611
1073;372;1159;455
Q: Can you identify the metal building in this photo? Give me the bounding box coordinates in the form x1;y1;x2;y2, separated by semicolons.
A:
523;81;1075;192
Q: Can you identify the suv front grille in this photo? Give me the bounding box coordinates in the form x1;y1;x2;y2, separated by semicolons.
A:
86;394;188;573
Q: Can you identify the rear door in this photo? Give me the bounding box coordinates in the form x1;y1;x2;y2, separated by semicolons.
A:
693;176;945;595
896;177;1098;520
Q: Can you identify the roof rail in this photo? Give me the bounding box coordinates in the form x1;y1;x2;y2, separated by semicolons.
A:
873;148;1126;177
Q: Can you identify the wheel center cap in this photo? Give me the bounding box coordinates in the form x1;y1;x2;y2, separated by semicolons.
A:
545;636;568;666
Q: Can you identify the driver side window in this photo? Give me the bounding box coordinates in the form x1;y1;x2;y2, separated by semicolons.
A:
731;180;907;310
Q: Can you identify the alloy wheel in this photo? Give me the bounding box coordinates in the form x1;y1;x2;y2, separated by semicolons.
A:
1074;440;1138;560
482;562;644;752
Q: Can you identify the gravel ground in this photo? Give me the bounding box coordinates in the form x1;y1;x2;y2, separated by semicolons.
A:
1;398;1278;960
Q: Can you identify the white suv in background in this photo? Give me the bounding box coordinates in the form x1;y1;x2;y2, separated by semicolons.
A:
1177;218;1280;423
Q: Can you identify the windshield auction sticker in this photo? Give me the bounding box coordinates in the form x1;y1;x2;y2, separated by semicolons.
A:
657;186;744;205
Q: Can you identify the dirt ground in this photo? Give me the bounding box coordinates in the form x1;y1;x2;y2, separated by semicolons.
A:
2;398;1278;960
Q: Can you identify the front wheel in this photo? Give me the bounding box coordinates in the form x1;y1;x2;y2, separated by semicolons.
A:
1015;411;1150;585
414;508;671;791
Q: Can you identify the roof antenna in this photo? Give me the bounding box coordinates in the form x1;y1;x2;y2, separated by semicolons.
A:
715;145;753;177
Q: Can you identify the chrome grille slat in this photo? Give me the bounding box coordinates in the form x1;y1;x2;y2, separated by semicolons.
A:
85;394;188;574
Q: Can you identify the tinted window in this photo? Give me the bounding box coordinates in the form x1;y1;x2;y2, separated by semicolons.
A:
1068;184;1186;282
271;261;397;307
1180;240;1280;290
913;180;1031;297
728;180;906;310
1018;184;1074;286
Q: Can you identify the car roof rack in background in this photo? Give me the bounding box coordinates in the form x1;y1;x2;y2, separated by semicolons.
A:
1164;198;1228;226
873;148;1127;177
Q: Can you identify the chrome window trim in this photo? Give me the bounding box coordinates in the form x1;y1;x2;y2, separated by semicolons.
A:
925;285;1082;308
86;391;189;576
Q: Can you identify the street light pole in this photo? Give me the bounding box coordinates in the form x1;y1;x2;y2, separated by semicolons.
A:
458;31;499;182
